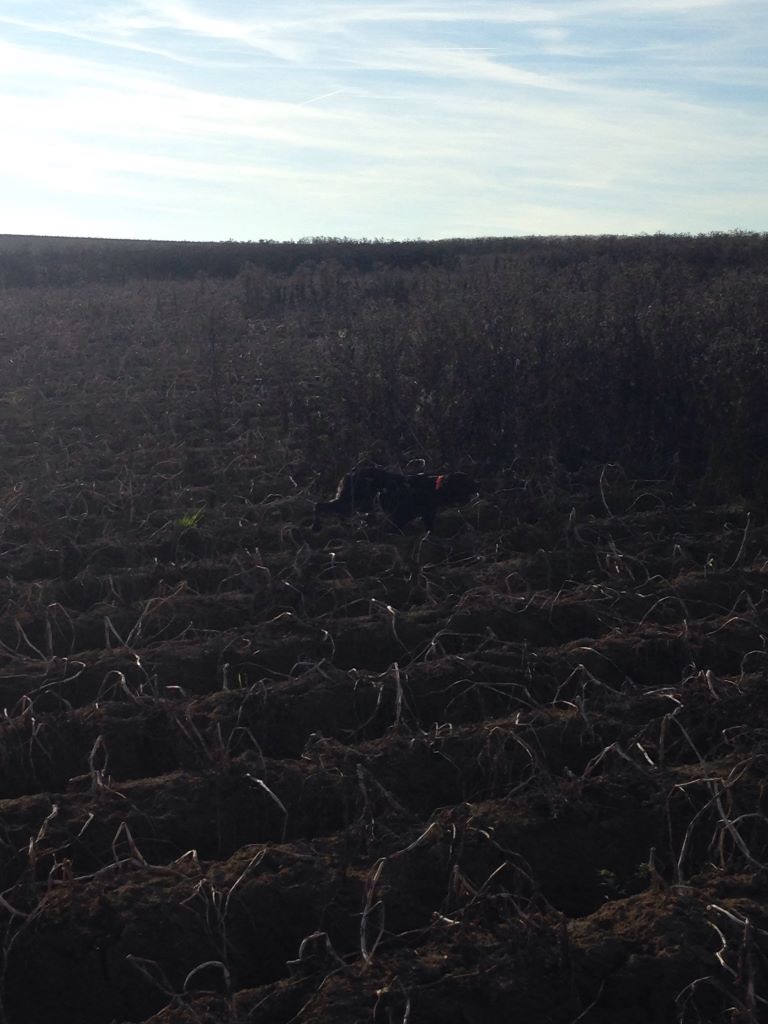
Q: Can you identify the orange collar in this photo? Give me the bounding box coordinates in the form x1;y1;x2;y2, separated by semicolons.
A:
435;475;445;490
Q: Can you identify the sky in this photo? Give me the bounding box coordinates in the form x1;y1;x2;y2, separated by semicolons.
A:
0;1;766;241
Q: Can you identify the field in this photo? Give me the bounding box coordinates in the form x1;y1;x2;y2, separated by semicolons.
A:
1;234;767;1023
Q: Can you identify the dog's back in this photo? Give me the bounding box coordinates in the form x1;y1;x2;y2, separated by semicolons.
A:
313;467;401;528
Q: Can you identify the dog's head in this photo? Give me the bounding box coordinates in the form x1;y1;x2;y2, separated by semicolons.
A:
435;472;479;505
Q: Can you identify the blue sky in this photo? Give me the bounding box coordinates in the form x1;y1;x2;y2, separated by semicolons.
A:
0;1;766;240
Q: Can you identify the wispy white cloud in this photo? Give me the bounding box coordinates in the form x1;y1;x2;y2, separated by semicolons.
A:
339;44;580;92
572;0;736;13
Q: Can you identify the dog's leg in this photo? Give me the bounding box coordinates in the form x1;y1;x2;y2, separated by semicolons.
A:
420;507;437;532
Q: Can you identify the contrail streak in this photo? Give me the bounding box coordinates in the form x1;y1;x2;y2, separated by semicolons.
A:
298;87;347;106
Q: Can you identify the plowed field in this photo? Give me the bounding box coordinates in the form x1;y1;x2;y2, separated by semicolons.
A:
2;464;768;1023
2;247;768;1023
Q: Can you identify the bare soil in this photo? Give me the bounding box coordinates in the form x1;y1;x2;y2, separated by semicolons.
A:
2;467;768;1023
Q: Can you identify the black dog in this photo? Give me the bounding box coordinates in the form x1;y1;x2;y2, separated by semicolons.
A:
313;467;478;531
